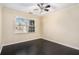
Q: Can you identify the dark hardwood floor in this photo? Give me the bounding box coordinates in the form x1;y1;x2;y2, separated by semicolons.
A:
1;38;79;55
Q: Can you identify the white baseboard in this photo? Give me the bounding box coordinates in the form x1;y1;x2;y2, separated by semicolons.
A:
2;37;41;46
43;37;79;50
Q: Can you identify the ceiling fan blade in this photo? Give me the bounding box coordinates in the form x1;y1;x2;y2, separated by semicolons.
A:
37;3;43;9
37;4;40;7
45;5;50;8
44;9;49;12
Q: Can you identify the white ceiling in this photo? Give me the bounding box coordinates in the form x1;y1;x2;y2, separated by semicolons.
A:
0;3;79;15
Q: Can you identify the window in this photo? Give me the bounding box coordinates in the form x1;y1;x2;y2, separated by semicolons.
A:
15;16;35;33
28;20;35;32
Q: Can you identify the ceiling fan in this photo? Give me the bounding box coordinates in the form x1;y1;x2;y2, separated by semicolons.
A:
32;3;52;14
29;3;55;15
37;3;51;12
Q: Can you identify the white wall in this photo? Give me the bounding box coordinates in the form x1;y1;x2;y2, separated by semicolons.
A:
0;5;2;53
2;7;41;46
42;5;79;50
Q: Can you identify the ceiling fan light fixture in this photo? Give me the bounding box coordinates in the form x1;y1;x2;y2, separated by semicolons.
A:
31;3;55;15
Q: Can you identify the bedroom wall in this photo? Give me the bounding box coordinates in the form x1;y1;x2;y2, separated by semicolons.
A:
42;5;79;50
2;7;41;46
0;5;2;53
